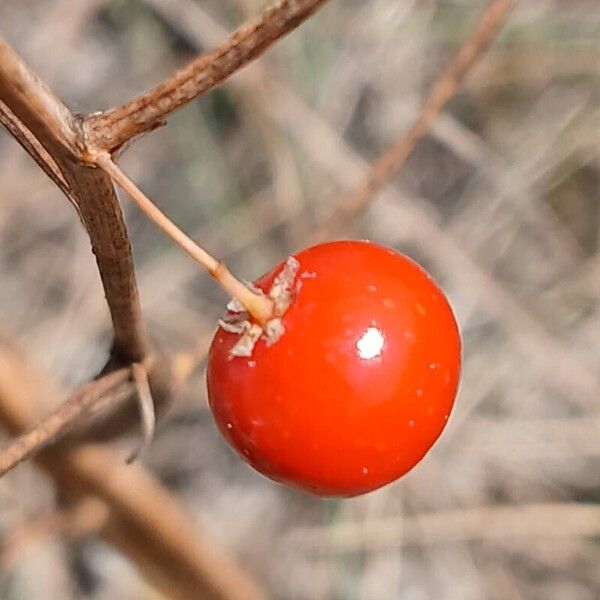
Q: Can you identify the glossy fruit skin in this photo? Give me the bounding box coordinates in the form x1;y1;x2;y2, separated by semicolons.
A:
207;240;461;496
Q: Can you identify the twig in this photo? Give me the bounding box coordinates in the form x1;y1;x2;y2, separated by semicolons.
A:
320;0;515;233
84;0;330;151
0;39;81;157
0;368;132;477
127;363;156;463
0;38;149;363
289;502;600;553
0;99;75;204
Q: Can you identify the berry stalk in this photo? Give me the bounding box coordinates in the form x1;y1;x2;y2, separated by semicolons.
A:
95;152;274;326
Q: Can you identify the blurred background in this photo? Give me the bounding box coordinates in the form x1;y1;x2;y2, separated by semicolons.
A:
1;0;600;598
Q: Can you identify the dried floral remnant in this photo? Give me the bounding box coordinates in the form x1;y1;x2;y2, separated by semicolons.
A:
218;255;301;357
269;256;300;314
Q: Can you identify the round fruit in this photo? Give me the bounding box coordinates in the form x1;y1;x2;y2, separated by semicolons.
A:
206;240;461;496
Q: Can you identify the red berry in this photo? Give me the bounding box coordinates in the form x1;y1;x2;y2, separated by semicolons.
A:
206;240;461;496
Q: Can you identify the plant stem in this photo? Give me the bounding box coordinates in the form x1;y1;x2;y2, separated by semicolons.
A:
95;153;274;326
85;0;331;152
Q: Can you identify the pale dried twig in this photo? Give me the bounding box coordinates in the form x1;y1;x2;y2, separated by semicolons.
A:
127;362;156;463
290;502;600;553
0;368;132;477
84;0;331;152
321;0;515;233
61;446;266;600
0;99;74;202
95;151;274;325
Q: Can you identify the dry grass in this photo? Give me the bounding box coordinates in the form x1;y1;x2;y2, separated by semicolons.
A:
1;0;599;598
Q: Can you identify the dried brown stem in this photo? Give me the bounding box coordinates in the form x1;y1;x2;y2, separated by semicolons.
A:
60;163;150;362
127;362;156;463
84;0;330;152
0;37;149;363
322;0;515;232
0;339;265;600
0;99;74;203
0;368;131;478
0;40;80;157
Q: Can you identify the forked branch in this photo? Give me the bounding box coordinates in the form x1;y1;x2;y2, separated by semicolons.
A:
0;38;149;363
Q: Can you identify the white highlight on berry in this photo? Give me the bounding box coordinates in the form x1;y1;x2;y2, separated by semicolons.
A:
356;327;385;360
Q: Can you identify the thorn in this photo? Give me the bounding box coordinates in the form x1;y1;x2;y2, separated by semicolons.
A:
127;363;156;464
